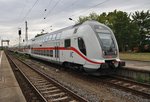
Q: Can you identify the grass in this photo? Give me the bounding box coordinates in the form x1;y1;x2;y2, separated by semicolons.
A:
119;52;150;61
136;75;150;84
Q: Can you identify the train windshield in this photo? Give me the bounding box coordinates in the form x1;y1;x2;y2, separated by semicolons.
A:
94;25;115;50
97;33;115;49
94;25;117;56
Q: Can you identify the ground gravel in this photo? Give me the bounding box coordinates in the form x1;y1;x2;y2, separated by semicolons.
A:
27;59;150;102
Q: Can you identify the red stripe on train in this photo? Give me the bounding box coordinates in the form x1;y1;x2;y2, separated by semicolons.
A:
32;47;104;64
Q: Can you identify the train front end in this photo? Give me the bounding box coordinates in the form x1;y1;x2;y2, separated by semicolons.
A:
81;21;125;74
94;24;123;69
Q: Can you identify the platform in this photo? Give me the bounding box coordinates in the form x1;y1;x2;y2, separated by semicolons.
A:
0;51;26;102
122;60;150;72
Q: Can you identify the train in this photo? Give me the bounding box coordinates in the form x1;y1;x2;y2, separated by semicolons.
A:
9;20;125;75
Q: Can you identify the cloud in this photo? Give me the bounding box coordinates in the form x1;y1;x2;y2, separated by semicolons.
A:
0;0;149;46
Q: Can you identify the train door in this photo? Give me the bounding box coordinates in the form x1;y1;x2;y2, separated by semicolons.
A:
55;42;60;63
64;39;74;63
71;37;77;63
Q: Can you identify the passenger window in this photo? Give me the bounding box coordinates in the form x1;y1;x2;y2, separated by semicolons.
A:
46;36;49;41
49;35;52;40
64;39;71;48
50;50;53;57
51;35;53;40
78;37;86;56
56;33;61;39
52;34;56;40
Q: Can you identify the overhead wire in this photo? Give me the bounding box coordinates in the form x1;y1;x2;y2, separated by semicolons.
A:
17;0;109;34
46;0;109;32
41;0;79;32
68;0;78;7
35;0;54;33
42;0;78;21
45;0;53;12
44;0;109;24
43;0;109;31
17;1;27;22
40;0;63;33
56;0;79;13
44;0;62;19
16;0;40;41
17;0;29;27
71;0;109;18
41;0;53;21
21;0;40;22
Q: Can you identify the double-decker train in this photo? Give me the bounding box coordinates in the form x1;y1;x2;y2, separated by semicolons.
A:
9;20;125;75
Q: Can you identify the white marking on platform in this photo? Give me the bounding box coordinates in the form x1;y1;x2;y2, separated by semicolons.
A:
0;51;3;68
0;51;3;82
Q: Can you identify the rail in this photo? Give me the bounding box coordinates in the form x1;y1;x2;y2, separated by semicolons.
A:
101;75;150;99
6;51;88;102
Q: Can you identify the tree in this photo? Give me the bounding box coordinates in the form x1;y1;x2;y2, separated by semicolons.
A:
89;12;99;20
77;10;149;52
132;10;150;34
132;10;150;51
109;11;132;51
77;12;99;24
77;16;89;24
97;12;108;24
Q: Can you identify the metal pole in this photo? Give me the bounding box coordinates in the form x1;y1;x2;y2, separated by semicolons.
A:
25;21;28;41
8;40;9;46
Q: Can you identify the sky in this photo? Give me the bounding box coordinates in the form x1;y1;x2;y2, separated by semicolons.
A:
0;0;149;46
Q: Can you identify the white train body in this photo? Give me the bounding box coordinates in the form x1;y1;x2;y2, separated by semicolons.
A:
10;21;125;74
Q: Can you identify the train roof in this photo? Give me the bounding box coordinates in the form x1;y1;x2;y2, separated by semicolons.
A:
34;20;102;39
26;20;108;44
10;20;109;48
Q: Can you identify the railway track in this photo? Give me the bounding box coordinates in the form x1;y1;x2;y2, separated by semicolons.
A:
7;51;150;100
6;52;88;102
24;56;150;99
101;75;150;99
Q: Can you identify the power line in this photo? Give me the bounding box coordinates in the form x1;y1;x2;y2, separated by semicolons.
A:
22;0;40;21
44;0;109;25
40;0;108;32
71;0;109;17
57;0;79;13
34;0;53;32
41;0;53;20
17;0;40;39
45;0;53;11
17;0;29;27
41;0;78;30
44;0;62;19
17;2;27;22
44;0;78;18
69;0;78;6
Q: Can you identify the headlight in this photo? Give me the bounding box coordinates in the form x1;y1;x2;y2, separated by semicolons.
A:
115;50;117;55
112;61;119;68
